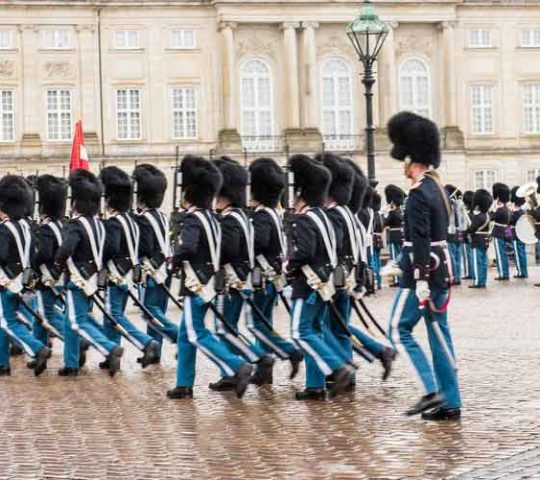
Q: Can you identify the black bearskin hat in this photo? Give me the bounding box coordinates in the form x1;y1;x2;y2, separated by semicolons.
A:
0;175;32;221
347;160;368;214
473;189;493;214
511;186;526;207
36;175;67;220
385;184;406;206
316;153;354;206
536;176;540;195
249;157;285;208
445;184;462;199
213;156;248;208
70;169;103;217
133;164;167;209
371;191;382;212
288;154;331;207
181;155;222;209
387;111;441;168
492;182;510;203
463;190;474;210
99;166;132;213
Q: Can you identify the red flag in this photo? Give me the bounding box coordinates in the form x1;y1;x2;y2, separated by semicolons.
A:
69;120;89;172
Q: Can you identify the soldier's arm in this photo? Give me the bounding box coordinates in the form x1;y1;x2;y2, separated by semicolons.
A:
287;216;316;274
103;218;122;263
55;221;82;266
252;211;273;254
172;215;201;269
219;216;241;265
133;215;154;259
407;189;431;282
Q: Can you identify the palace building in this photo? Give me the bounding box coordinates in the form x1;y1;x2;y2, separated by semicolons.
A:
1;0;540;197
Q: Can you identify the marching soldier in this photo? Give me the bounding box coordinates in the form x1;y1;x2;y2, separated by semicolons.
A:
210;157;274;391
383;185;405;287
461;190;474;280
55;170;124;377
386;111;461;421
286;154;355;400
467;189;493;289
445;185;464;286
99;167;160;369
0;175;50;376
491;183;512;281
249;157;304;382
133;164;179;363
371;191;384;290
510;186;528;279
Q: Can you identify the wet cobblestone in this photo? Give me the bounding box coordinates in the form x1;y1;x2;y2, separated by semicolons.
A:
2;269;540;479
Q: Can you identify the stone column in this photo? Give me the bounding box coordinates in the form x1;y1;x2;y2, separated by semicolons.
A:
282;22;300;129
218;21;241;151
441;21;464;149
302;21;319;128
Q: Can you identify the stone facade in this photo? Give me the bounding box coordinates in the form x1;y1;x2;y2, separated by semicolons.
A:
0;0;540;197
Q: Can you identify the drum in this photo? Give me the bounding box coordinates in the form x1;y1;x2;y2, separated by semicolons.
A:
515;215;538;245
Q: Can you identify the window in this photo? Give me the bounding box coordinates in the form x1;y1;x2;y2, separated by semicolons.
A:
47;90;72;141
170;29;196;49
399;58;430;117
171;87;197;139
116;89;141;140
526;168;540;182
321;58;354;150
474;169;497;190
468;29;493;48
240;59;274;151
114;30;140;50
0;91;14;142
42;30;71;49
0;30;13;49
523;85;540;133
470;85;494;134
521;28;540;48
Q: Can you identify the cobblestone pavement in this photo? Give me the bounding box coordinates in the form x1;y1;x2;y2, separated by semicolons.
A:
1;268;540;480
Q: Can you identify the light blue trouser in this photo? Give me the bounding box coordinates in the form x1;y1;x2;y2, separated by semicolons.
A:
33;289;65;345
214;291;265;377
448;242;462;282
63;283;118;369
141;277;178;358
388;242;402;284
387;288;461;409
0;290;45;367
103;284;154;351
472;248;488;287
250;283;299;362
20;292;38;328
513;240;528;277
176;295;246;387
291;292;344;389
493;237;509;279
462;243;474;278
371;249;382;289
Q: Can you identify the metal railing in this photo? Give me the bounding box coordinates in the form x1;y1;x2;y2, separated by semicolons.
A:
241;135;284;153
322;135;363;152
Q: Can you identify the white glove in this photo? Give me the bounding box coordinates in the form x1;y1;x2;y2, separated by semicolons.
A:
415;280;430;303
380;260;403;278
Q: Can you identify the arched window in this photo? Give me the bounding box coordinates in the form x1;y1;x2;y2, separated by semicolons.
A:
399;58;431;117
240;59;273;140
321;58;353;147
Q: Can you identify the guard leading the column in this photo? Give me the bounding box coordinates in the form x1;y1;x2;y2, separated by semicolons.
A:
491;183;511;281
467;189;492;289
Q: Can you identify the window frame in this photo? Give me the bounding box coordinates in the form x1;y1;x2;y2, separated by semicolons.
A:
521;28;540;48
0;89;15;143
41;29;72;50
470;84;495;135
169;29;197;50
170;86;198;140
46;88;73;142
398;57;431;117
113;29;141;50
473;169;497;190
0;30;14;50
522;84;540;134
115;88;142;141
468;29;493;48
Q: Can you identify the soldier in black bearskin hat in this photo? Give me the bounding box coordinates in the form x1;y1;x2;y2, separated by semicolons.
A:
461;190;475;280
248;157;304;383
168;155;252;400
133;164;178;363
371;190;384;290
55;169;124;377
445;185;465;286
383;184;406;287
286;154;355;400
209;156;274;391
32;175;67;353
99;166;160;369
510;186;528;279
0;175;50;376
386;111;461;421
491;182;511;281
467;189;493;288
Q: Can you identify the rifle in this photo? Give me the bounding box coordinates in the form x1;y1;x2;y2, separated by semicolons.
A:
356;297;387;337
19;295;64;340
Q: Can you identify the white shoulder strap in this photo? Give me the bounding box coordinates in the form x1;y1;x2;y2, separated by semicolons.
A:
144;210;171;257
47;221;63;246
335;206;360;264
5;221;31;269
306;210;337;267
193;211;221;271
116;214;140;266
229;210;255;268
78;217;105;270
263;207;286;257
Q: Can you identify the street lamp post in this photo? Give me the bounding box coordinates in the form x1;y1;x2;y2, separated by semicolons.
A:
346;0;389;186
